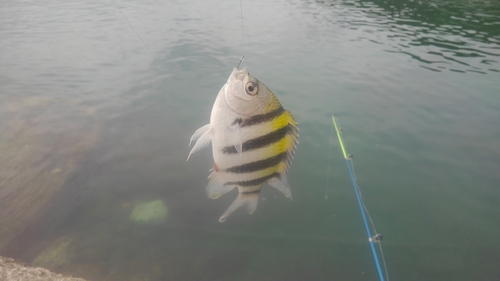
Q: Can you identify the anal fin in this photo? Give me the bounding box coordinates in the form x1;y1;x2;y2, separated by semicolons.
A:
206;170;234;199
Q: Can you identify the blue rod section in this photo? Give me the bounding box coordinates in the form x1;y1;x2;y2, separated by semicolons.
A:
345;158;385;281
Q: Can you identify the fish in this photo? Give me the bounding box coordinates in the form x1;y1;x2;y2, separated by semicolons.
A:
187;67;298;222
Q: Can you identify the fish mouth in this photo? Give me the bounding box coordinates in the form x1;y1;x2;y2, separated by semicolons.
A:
232;67;248;81
224;68;259;116
227;68;250;102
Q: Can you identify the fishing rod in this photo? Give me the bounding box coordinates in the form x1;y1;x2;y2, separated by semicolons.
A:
331;114;388;281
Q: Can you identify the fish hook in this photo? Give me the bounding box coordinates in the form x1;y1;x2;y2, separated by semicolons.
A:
237;54;245;69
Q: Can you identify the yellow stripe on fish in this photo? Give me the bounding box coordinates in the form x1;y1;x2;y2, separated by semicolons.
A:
218;108;297;189
222;109;297;154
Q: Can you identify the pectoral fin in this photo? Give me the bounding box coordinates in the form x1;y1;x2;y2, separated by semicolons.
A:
186;124;212;161
228;118;243;155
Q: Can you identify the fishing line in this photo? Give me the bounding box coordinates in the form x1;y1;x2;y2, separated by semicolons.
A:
330;114;389;281
238;0;245;67
110;0;152;54
240;0;245;47
324;121;335;200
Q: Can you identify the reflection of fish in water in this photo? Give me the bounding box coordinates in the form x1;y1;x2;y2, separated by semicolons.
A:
187;68;298;222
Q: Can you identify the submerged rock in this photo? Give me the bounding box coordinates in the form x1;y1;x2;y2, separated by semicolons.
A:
32;236;75;269
0;96;99;251
0;256;87;281
129;200;168;225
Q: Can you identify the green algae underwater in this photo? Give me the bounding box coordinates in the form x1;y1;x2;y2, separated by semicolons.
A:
1;0;499;280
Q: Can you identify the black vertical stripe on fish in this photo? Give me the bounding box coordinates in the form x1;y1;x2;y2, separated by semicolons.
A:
222;125;292;154
224;152;287;174
225;172;280;187
241;189;261;195
240;107;284;127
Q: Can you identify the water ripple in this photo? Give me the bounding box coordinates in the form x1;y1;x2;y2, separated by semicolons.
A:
315;0;500;73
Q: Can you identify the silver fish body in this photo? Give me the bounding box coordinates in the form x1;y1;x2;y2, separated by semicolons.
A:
187;68;298;222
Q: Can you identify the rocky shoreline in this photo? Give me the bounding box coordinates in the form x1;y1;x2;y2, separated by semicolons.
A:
0;256;87;281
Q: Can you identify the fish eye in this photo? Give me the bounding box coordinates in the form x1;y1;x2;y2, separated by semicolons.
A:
245;82;258;96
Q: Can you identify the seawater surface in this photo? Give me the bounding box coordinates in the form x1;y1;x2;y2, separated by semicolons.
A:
0;0;499;280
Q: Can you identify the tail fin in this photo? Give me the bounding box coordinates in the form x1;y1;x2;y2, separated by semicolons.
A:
219;192;259;222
